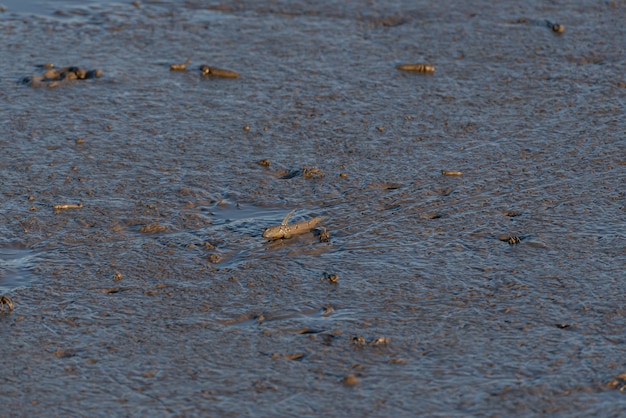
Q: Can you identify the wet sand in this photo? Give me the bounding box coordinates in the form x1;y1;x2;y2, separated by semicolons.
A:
1;0;625;416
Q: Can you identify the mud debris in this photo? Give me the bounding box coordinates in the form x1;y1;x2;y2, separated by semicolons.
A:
302;167;324;179
342;374;360;386
20;65;102;87
321;305;334;317
208;253;223;264
316;227;331;243
53;349;76;358
498;234;522;245
441;170;463;176
546;20;565;33
170;56;191;71
140;224;167;233
507;236;521;245
370;337;390;346
277;169;300;179
352;335;390;346
0;295;15;312
277;167;325;180
607;373;626;391
321;272;339;283
396;63;435;73
352;336;367;346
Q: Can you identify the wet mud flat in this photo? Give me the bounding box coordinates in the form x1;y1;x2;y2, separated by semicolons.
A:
1;0;625;416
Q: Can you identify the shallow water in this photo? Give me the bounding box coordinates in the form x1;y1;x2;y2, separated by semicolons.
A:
1;0;625;416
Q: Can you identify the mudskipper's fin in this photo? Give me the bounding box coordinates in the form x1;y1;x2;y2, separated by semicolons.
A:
281;209;296;226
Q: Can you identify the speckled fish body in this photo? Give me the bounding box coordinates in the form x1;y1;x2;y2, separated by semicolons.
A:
262;210;325;240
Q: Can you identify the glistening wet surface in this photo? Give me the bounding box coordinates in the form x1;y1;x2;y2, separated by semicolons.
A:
1;0;625;416
0;243;39;293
